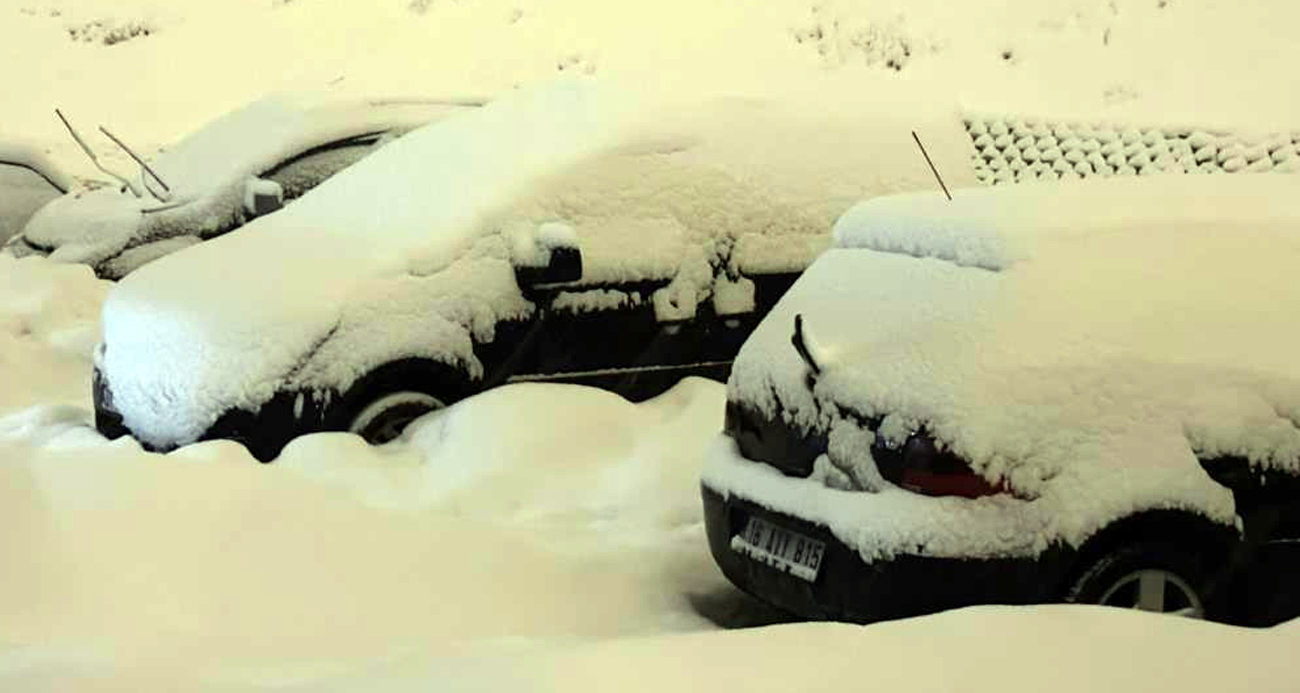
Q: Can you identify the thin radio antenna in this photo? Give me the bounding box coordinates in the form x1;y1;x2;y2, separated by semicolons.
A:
911;130;952;201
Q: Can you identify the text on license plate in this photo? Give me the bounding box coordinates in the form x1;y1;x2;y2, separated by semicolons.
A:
730;516;826;582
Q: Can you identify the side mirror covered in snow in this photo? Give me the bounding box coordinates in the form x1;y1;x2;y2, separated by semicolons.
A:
242;177;284;219
514;221;583;286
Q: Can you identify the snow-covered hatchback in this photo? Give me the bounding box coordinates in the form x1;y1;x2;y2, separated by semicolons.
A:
703;175;1300;626
91;80;977;461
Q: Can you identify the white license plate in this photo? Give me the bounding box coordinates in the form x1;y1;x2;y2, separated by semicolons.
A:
730;516;826;582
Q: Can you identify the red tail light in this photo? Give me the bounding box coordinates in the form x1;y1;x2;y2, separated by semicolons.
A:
877;433;1006;499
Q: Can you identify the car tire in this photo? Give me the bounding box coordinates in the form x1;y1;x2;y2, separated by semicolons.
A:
348;391;445;444
328;358;471;445
1065;543;1212;618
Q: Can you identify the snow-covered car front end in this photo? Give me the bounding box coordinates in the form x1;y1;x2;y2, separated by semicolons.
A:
92;79;981;462
6;94;479;278
702;175;1300;625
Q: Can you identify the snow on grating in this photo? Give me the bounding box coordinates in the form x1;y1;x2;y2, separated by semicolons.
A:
964;116;1300;185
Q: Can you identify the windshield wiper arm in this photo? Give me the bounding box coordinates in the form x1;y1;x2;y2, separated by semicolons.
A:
97;125;171;202
55;109;144;198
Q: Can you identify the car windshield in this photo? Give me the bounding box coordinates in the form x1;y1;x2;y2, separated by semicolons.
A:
142;96;401;195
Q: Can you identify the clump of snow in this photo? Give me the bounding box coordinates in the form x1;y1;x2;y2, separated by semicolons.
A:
241;176;283;216
552;288;641;314
711;275;755;316
536;220;578;249
715;175;1300;560
100;79;976;451
511;220;578;267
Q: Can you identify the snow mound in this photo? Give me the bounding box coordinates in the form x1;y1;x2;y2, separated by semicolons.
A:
966;116;1300;184
0;377;729;686
0;255;107;416
422;607;1300;693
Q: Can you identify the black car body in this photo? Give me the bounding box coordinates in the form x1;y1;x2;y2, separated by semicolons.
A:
702;176;1300;626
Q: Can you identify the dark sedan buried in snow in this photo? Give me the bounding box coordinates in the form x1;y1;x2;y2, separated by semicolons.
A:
702;175;1300;627
89;80;981;462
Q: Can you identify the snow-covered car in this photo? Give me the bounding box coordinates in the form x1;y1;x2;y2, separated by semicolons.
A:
0;143;73;245
91;80;978;462
702;175;1300;626
3;94;482;278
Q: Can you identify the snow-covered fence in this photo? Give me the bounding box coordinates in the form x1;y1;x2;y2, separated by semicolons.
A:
965;116;1300;185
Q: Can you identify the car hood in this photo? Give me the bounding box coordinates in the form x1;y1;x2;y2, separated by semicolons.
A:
100;225;365;447
22;187;153;264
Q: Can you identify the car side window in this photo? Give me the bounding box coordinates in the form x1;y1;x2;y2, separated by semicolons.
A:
259;134;385;201
0;161;65;242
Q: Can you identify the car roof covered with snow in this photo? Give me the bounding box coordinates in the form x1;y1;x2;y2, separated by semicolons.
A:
716;174;1300;557
99;78;978;448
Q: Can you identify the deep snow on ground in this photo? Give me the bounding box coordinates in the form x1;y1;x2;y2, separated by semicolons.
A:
0;255;1295;692
4;250;1300;691
0;256;744;684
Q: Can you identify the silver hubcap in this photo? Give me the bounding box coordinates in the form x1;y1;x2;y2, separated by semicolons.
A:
1098;569;1204;618
348;392;444;444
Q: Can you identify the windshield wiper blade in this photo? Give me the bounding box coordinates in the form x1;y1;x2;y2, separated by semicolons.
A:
97;125;171;202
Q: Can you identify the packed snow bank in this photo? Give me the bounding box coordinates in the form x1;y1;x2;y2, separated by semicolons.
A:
418;607;1300;693
5;604;1296;691
98;77;974;450
0;377;731;685
715;175;1300;559
0;256;106;416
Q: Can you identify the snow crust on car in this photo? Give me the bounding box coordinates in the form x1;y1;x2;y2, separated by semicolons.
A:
19;93;467;274
99;79;977;451
710;175;1300;561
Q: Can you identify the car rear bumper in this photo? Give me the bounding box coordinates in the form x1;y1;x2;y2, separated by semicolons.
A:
701;484;1069;623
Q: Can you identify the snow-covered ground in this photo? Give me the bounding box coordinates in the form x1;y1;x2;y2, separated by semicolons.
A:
3;0;1300;690
4;0;1299;179
6;252;1300;692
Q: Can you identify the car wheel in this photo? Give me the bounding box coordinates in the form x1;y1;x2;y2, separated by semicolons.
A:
1065;543;1210;618
348;391;445;444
